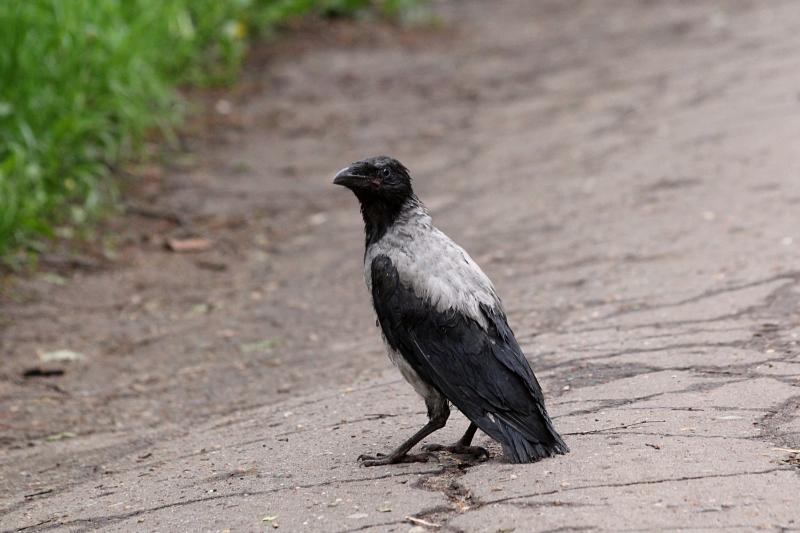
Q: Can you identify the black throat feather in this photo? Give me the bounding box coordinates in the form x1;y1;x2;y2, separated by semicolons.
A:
359;193;419;248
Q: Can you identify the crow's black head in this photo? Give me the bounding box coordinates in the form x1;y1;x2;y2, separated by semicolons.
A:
333;156;413;203
333;156;416;243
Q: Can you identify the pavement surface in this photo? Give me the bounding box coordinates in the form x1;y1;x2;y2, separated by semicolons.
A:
2;1;800;531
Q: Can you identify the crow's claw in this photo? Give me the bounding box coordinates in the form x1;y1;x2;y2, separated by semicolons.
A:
357;451;435;467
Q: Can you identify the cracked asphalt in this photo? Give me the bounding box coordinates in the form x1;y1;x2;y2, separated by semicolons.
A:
3;0;800;531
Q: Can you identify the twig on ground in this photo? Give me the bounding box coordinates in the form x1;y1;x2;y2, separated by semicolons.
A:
24;488;53;499
124;202;190;227
565;419;666;436
405;516;441;528
774;447;800;454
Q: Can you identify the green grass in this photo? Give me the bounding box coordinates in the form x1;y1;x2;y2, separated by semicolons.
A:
0;0;422;261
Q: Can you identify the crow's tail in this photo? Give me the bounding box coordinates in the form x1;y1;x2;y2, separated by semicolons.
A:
493;408;569;463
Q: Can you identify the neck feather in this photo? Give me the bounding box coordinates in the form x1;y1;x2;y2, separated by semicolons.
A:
361;194;423;247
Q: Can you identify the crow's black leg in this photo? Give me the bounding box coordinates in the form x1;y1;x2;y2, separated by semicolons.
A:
422;422;489;459
358;396;449;467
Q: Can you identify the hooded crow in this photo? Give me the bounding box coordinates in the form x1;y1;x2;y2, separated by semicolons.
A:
334;156;568;465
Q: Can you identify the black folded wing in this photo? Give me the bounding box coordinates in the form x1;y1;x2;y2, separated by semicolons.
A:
370;254;566;458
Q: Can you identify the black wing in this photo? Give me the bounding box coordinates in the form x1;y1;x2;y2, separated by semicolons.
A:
370;254;567;460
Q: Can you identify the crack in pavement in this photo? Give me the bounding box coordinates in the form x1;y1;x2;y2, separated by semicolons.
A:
7;469;444;533
540;340;752;370
334;519;406;533
757;395;800;450
553;379;750;419
560;274;800;338
483;467;793;506
410;465;479;533
596;273;800;322
385;463;794;532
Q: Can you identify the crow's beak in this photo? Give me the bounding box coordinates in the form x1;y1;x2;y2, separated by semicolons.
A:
333;165;368;188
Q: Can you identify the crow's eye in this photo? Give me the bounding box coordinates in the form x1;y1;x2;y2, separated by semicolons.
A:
381;167;391;178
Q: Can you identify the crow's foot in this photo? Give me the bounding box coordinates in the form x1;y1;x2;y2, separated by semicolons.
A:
357;451;435;467
422;443;489;459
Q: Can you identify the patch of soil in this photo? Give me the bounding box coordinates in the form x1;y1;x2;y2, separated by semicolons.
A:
0;16;445;498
